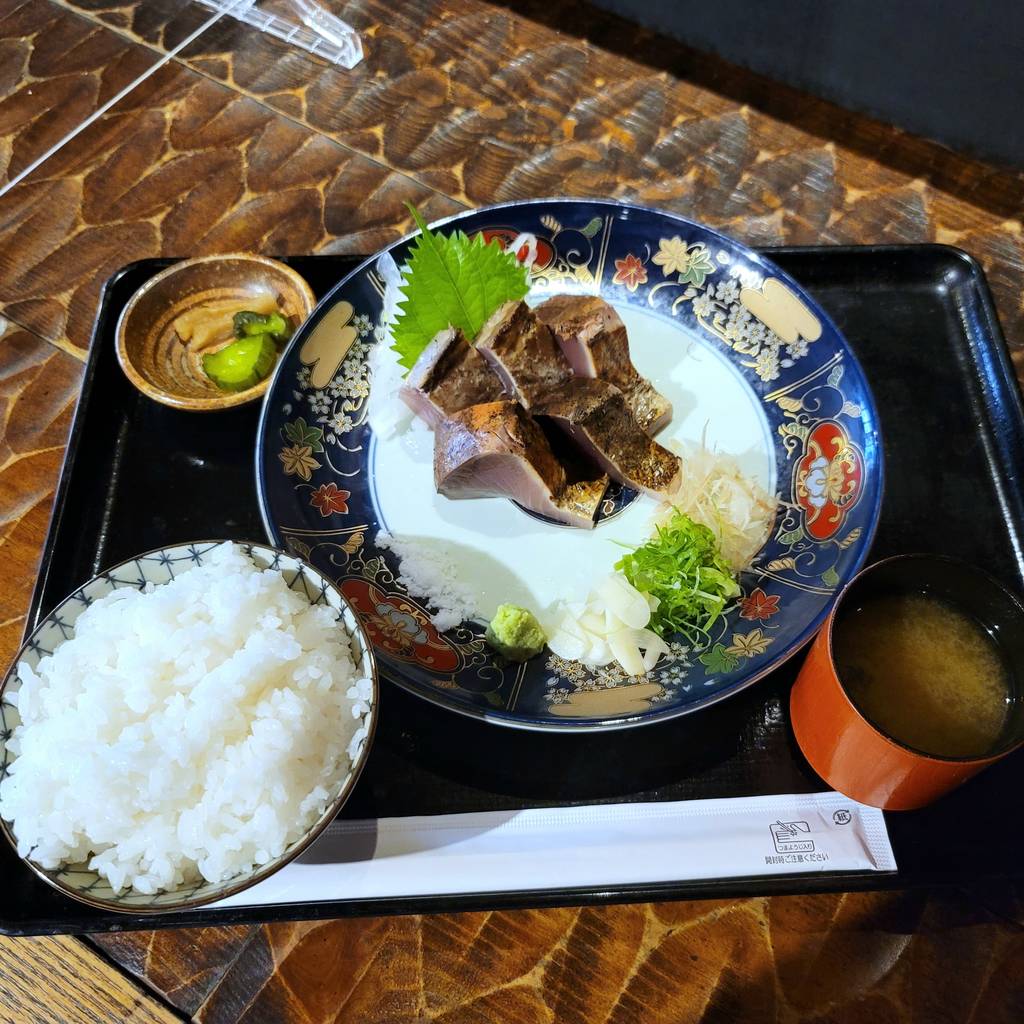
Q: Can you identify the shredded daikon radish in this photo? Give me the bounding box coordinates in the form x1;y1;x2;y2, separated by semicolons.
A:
548;574;670;675
664;440;779;570
365;254;416;440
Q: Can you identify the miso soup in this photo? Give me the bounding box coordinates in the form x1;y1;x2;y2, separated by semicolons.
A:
832;593;1012;759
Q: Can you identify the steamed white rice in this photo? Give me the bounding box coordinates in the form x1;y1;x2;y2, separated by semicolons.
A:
0;542;372;895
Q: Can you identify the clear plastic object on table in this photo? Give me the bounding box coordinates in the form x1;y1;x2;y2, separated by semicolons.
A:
192;0;363;68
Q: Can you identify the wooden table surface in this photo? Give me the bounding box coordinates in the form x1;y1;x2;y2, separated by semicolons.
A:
1;0;1023;1020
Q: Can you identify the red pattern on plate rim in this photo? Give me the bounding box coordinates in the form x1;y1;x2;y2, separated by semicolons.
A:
794;420;865;540
739;588;780;621
309;483;350;517
475;228;555;271
613;253;648;292
340;579;461;671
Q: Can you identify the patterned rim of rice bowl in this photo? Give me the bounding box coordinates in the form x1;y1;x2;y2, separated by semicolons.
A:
0;541;378;914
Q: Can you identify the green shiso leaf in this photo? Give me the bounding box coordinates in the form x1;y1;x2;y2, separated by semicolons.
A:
391;204;530;373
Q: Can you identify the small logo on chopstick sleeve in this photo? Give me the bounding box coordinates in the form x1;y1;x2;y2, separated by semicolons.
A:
770;820;815;853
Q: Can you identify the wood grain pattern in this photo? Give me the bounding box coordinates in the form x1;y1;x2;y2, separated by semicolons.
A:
56;0;204;50
86;927;252;1018
508;0;1024;217
59;0;1024;364
58;0;1024;221
1;0;1023;1021
0;0;161;187
0;56;462;356
88;891;1024;1023
0;319;82;660
0;934;179;1024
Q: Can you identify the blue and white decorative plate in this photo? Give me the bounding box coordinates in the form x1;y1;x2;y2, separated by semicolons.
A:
258;199;883;731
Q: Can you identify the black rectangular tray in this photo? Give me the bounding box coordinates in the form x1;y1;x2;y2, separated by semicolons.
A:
5;246;1023;935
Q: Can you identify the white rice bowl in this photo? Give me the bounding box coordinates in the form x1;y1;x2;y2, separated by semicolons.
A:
0;542;374;899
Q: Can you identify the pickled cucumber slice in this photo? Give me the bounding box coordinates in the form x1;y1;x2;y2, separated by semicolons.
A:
201;334;278;392
233;310;292;343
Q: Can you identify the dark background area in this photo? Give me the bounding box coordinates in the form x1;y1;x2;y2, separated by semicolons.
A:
591;0;1024;170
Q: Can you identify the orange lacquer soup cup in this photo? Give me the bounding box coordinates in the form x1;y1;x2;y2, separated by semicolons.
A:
790;554;1024;810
